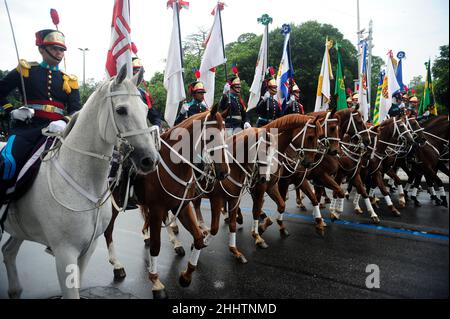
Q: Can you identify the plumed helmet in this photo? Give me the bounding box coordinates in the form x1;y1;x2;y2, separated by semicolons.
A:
189;70;206;94
228;64;241;87
132;57;143;69
352;93;359;101
409;96;418;103
35;29;66;50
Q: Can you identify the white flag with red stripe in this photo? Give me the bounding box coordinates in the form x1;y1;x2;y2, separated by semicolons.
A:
105;0;132;79
199;3;226;108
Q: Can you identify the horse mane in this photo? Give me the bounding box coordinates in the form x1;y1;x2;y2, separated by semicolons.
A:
62;112;80;139
264;114;314;131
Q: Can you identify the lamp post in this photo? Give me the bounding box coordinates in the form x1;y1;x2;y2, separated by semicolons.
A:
78;48;89;87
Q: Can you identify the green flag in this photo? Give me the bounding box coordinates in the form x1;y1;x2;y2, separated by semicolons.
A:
372;71;384;125
334;43;347;110
419;59;434;116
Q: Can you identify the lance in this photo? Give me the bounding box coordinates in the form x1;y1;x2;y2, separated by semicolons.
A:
131;42;155;109
216;2;228;83
4;0;28;106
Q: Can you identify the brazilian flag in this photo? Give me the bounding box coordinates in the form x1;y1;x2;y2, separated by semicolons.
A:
372;72;384;125
334;43;347;110
419;60;435;116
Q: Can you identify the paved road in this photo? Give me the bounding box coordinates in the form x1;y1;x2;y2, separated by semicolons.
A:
0;187;448;299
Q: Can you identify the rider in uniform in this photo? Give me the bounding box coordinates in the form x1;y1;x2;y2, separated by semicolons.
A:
219;66;251;135
283;80;305;115
0;29;80;204
255;71;282;127
174;70;208;125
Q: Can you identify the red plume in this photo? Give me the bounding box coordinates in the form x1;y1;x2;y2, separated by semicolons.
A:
232;65;238;75
346;88;352;96
131;42;138;55
404;85;409;92
268;67;275;77
411;89;416;95
194;70;201;80
50;9;60;26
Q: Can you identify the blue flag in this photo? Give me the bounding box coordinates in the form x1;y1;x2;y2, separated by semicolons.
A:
276;24;295;111
395;51;406;93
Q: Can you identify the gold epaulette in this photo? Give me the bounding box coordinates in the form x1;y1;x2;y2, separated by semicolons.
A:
61;72;79;94
15;59;38;78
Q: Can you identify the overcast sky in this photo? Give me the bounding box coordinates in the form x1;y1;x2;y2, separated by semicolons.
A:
0;0;448;86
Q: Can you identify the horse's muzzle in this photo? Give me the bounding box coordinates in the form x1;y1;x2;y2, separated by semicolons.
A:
139;154;160;174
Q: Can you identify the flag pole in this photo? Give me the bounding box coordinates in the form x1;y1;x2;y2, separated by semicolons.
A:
175;1;184;80
217;2;228;82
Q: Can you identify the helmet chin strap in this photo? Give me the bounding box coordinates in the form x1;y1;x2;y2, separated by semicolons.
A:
44;47;62;63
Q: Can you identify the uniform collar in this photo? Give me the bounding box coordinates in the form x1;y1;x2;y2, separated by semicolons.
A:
40;61;60;72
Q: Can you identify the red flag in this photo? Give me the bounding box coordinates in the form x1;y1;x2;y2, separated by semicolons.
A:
105;0;132;78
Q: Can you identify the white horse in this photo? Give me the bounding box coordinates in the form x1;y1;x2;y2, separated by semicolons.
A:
0;65;160;299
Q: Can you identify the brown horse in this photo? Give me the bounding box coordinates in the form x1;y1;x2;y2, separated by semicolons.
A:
103;104;230;299
405;115;449;207
276;109;371;233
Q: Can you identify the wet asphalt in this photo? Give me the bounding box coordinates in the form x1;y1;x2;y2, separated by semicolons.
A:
0;187;448;299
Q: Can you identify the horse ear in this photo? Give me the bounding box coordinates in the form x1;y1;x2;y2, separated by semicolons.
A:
132;67;144;87
330;107;337;117
115;64;128;85
220;105;231;119
210;103;218;117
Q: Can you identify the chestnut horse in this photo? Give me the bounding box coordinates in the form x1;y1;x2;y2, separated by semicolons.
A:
103;105;229;299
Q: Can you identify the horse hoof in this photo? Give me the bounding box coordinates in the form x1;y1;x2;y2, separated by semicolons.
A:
175;246;185;257
440;198;448;208
144;238;151;247
153;289;168;299
179;274;192;288
236;254;248;264
280;228;290;238
8;289;22;299
354;208;364;215
330;212;339;222
113;268;126;281
315;226;325;237
256;241;269;249
413;200;421;207
398;202;406;209
300;205;307;211
371;216;381;224
391;209;401;217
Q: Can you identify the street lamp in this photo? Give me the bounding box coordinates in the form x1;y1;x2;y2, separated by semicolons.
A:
78;48;89;87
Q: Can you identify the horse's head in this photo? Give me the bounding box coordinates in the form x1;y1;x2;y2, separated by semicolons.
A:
337;109;371;147
194;104;230;181
320;109;340;156
99;65;160;174
395;116;415;146
288;115;322;169
403;115;426;146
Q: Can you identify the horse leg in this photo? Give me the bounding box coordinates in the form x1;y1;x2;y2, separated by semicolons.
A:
317;175;345;221
145;206;168;299
373;171;401;217
353;173;380;223
250;184;269;249
54;246;81;299
165;212;185;257
2;237;24;299
266;184;289;237
227;198;248;264
300;181;326;236
386;169;406;208
193;197;209;232
104;207;126;281
425;166;447;207
178;204;206;288
77;238;99;289
410;173;423;207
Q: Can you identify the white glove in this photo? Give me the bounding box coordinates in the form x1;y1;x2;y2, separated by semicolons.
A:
244;122;251;129
11;107;34;121
223;83;230;95
48;120;67;133
262;91;271;102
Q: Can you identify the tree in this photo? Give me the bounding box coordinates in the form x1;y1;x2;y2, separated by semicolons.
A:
432;44;449;113
79;78;100;105
0;69;23;107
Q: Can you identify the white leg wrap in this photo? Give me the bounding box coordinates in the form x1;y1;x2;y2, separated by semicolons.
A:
439;187;446;197
364;198;377;217
189;248;201;267
108;243;123;269
384;195;393;206
148;256;158;274
337;198;344;212
229;232;236;247
398;185;404;195
252;220;259;234
330;198;336;210
277;212;284;221
405;183;411;192
411;187;418;197
369;188;375;197
312;205;322;219
353;194;361;207
429;187;436;196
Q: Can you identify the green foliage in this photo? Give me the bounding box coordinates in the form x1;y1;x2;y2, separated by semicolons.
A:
79;78;100;105
0;69;22;107
432;44;449;113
